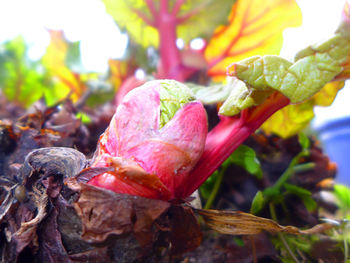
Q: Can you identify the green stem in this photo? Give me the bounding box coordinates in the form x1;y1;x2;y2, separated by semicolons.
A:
269;202;300;263
292;162;315;173
204;166;227;209
344;235;348;262
273;151;307;191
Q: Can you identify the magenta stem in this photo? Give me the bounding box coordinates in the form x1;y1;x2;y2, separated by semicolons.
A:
180;93;290;198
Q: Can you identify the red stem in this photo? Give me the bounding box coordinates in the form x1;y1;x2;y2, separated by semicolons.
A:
157;0;184;80
180;92;290;198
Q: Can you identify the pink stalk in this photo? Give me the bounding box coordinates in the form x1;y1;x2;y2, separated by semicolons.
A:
156;3;183;80
179;92;290;198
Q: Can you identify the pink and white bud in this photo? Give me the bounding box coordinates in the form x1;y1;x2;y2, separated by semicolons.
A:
89;80;208;200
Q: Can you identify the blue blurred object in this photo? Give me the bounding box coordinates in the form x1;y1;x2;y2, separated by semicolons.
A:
316;116;350;185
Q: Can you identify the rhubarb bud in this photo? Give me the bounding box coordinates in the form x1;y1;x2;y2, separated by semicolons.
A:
89;80;208;200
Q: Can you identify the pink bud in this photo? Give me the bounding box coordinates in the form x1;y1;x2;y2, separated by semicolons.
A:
89;80;208;200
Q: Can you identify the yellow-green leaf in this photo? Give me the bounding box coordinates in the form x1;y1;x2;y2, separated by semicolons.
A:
102;0;158;47
261;81;344;138
205;0;302;80
312;81;344;106
102;0;234;48
41;31;86;102
261;101;315;138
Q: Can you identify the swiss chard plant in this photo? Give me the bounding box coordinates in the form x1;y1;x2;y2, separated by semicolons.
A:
1;0;350;262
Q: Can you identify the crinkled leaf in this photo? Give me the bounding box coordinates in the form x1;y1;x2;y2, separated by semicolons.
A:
221;20;350;138
187;81;233;104
158;79;195;128
68;181;170;245
335;54;350;80
219;77;274;116
226;19;350;107
205;0;302;79
102;0;235;48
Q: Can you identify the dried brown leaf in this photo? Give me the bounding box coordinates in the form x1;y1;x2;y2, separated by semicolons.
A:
167;205;202;255
13;185;48;253
36;206;72;263
69;181;170;246
196;208;334;235
0;185;16;223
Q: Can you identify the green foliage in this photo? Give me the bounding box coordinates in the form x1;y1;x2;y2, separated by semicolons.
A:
200;144;262;208
250;190;264;214
334;184;350;219
76;112;92;124
250;133;314;214
0;37;52;107
158;80;195;128
284;183;316;212
85;79;115;107
224;25;350;112
227;144;263;179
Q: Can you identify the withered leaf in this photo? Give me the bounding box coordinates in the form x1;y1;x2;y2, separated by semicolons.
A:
36;206;71;263
13;185;48;253
0;185;16;223
196;208;333;236
69;181;170;246
21;147;87;185
168;205;202;255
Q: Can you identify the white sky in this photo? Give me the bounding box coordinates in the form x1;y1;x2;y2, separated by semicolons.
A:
0;0;128;72
0;0;348;124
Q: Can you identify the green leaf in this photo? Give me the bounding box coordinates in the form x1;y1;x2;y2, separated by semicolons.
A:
260;101;315;138
199;170;219;200
260;80;344;138
158;80;195;128
284;183;316;212
223;21;350;118
0;37;52;107
251;191;265;214
85;79;115;107
102;0;235;48
298;133;310;151
228;145;263;179
76;112;92;124
187;80;233;105
233;237;245;247
176;0;235;43
334;184;350;211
